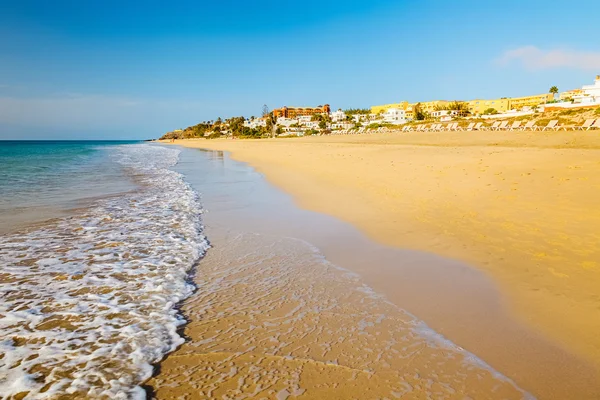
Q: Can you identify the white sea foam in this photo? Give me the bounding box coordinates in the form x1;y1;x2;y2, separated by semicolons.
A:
0;144;208;398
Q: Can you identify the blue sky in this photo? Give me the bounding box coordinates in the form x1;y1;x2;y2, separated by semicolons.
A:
1;0;599;139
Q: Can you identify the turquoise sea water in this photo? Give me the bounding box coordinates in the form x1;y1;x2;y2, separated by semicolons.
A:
0;140;139;231
0;141;208;398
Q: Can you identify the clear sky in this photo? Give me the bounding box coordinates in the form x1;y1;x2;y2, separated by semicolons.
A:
1;0;599;139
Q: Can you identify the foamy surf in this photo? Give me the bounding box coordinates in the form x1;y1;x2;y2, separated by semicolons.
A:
0;144;208;399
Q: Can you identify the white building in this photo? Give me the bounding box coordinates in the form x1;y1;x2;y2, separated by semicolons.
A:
297;115;312;123
431;110;463;121
431;110;450;119
331;122;354;130
303;121;320;129
382;108;407;125
330;109;347;122
244;118;267;129
573;75;600;105
276;117;299;127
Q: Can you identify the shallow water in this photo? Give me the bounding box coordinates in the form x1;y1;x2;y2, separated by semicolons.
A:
0;144;207;398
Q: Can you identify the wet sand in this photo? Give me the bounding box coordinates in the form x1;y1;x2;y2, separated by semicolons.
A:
149;146;599;399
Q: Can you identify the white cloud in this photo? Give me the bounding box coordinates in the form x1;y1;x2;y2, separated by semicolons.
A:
497;46;600;71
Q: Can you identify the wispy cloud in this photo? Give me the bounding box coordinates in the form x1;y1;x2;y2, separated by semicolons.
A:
497;46;600;71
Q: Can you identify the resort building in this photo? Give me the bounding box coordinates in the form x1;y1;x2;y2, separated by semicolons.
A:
244;118;267;129
330;109;347;122
431;110;462;120
467;93;552;115
371;101;409;114
276;117;300;127
573;75;600;104
272;104;331;119
467;98;510;115
372;91;554;118
560;89;583;101
382;108;407;125
331;122;354;130
409;100;450;114
297;115;312;123
508;93;553;110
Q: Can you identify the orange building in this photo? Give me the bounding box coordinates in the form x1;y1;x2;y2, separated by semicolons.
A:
273;104;331;119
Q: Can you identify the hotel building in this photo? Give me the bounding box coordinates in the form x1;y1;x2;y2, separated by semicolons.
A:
373;92;553;117
272;104;331;119
382;108;407;125
508;93;553;110
371;102;409;114
371;100;450;115
409;100;450;114
547;76;600;109
467;98;511;115
559;89;583;101
573;75;600;104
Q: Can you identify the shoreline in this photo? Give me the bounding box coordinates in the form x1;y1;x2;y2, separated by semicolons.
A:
148;146;536;398
162;131;600;397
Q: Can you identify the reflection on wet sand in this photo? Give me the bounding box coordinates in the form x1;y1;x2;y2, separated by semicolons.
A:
149;231;529;399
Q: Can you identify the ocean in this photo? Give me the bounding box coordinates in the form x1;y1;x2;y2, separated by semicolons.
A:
0;141;208;398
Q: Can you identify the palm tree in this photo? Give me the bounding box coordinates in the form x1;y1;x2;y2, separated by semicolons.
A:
549;86;559;98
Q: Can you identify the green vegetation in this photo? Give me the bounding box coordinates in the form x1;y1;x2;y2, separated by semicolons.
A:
447;101;470;113
595;107;600;115
206;132;222;139
366;122;395;129
559;109;580;116
310;113;331;131
305;129;319;136
434;101;469;113
413;103;427;120
549;86;559;96
344;108;370;115
265;112;277;137
483;108;498;115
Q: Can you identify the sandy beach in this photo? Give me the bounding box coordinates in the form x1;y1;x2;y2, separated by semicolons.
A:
157;130;600;397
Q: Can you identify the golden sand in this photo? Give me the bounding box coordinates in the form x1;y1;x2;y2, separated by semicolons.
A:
171;130;600;371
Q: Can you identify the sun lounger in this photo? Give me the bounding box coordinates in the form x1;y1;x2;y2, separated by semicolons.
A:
488;121;500;131
572;118;597;130
465;122;475;131
521;120;536;131
541;120;562;131
493;121;508;131
473;122;484;130
509;121;521;131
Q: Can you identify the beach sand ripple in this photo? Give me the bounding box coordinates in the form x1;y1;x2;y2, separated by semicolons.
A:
150;231;530;399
